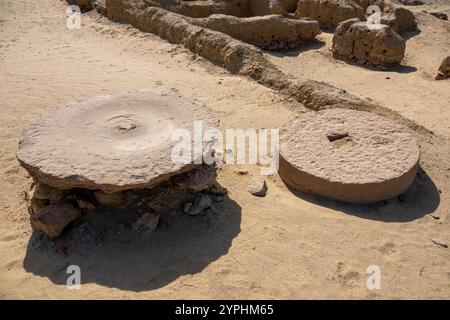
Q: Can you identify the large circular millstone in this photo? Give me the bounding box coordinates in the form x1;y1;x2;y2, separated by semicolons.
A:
17;91;218;192
279;109;420;204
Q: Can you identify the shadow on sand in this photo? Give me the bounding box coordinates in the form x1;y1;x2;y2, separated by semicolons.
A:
284;167;440;222
401;27;422;41
266;39;326;57
340;60;418;74
23;193;241;292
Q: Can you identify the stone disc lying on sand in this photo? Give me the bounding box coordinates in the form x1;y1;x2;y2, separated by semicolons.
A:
17;91;217;192
279;109;420;204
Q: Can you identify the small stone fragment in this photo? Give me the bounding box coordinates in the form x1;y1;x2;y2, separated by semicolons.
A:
234;170;249;176
430;11;448;21
28;198;48;215
131;212;160;232
431;238;448;249
326;131;349;142
332;19;406;67
188;194;212;216
209;181;228;195
429;213;440;220
247;179;268;197
31;201;82;238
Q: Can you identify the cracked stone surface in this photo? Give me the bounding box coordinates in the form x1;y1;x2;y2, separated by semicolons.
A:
17;91;218;192
279;109;420;203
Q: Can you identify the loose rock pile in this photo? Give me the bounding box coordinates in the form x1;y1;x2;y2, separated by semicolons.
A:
17;91;220;238
332;18;406;66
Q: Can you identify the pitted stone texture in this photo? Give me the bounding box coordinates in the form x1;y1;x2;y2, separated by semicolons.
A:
295;0;365;29
332;19;405;66
189;14;320;50
381;7;417;34
17;91;218;192
279;109;420;204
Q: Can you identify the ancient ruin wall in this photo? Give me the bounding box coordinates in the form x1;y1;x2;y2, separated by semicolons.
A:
105;0;432;136
186;14;320;50
153;0;250;18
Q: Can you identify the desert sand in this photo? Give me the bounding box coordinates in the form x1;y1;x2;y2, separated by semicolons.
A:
0;0;449;299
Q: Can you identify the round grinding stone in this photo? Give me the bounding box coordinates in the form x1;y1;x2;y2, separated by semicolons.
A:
279;109;420;204
17;91;218;192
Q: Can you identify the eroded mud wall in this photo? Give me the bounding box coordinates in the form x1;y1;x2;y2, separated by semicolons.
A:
105;0;431;135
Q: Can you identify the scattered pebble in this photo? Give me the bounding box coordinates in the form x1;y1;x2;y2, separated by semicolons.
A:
209;182;227;195
429;213;440;220
430;12;448;21
431;238;448;249
247;179;267;197
188;194;212;216
33;183;64;201
31;201;82;239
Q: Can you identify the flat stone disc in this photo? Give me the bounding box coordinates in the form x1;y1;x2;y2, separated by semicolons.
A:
279;109;420;204
17;91;218;192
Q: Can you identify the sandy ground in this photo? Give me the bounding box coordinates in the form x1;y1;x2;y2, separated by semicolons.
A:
0;0;449;299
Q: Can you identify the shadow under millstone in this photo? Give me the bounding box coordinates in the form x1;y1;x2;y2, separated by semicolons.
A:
284;167;440;222
23;190;242;292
